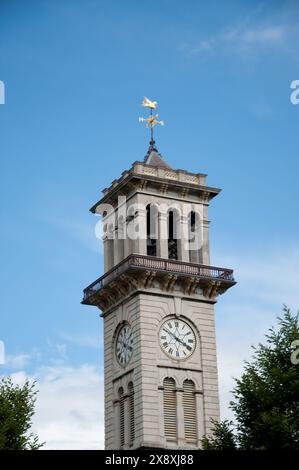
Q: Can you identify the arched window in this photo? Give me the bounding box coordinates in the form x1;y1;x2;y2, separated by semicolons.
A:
168;211;178;260
128;382;135;446
188;211;202;264
118;387;125;448
146;204;158;256
163;377;177;441
183;380;197;443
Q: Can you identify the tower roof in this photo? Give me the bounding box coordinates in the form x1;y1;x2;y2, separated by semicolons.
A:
144;139;172;169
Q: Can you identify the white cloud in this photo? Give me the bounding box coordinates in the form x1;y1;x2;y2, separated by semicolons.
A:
58;331;101;349
10;364;104;450
238;25;285;44
40;214;102;255
220;24;286;47
187;24;287;58
215;245;299;421
6;354;31;369
181;7;299;60
216;245;299;309
3;245;298;446
5;349;41;369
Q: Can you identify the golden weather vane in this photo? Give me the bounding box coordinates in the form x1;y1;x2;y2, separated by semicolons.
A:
139;96;164;143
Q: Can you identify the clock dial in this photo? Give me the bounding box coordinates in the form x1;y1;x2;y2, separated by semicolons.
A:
159;318;196;360
115;324;133;366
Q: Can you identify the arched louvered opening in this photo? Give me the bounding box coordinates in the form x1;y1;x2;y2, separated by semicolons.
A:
167;210;179;260
163;377;177;441
128;382;135;446
183;380;197;443
188;211;202;263
118;387;125;448
146;204;158;256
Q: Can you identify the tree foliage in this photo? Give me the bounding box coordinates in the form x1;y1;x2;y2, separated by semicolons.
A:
0;377;44;450
202;306;299;450
201;419;236;450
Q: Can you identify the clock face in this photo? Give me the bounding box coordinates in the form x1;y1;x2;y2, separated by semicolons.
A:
115;324;133;366
159;318;196;360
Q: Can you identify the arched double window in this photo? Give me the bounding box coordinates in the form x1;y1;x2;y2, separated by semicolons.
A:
162;377;198;444
117;382;135;448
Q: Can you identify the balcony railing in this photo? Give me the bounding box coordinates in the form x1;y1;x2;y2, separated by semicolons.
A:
82;254;235;303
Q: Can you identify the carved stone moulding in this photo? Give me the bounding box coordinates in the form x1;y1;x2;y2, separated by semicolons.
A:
82;263;235;312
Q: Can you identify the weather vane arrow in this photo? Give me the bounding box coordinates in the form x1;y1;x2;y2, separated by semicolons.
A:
139;97;164;144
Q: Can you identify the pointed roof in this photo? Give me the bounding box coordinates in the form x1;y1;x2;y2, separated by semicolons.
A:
143;139;172;169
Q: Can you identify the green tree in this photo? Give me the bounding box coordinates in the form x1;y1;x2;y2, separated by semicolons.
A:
202;306;299;450
0;377;44;450
201;419;236;450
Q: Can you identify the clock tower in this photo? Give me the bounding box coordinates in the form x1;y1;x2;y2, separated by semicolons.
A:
82;100;236;449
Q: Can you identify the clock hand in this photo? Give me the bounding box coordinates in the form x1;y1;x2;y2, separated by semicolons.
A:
164;328;179;341
164;328;191;349
164;328;185;346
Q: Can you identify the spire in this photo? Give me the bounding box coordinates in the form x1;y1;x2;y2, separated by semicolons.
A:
144;138;172;169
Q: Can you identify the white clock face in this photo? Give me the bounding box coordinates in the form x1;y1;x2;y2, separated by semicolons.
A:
159;318;196;360
115;324;133;366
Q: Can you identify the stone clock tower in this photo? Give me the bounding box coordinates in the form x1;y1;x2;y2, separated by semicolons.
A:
82;134;235;449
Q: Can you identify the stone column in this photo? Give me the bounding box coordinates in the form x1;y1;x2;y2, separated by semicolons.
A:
113;227;119;265
158;387;167;447
159;212;168;259
114;399;121;449
179;215;190;262
118;223;125;262
135;208;147;255
202;218;210;265
124;221;131;258
196;392;205;447
103;236;114;272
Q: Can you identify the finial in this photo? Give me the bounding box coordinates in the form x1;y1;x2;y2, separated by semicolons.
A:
139;96;164;144
145;138;158;158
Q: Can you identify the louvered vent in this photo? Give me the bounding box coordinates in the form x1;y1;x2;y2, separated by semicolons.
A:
118;387;125;448
183;380;197;443
128;382;135;446
163;378;177;441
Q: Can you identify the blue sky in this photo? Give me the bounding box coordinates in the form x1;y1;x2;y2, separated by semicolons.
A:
0;0;298;448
